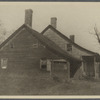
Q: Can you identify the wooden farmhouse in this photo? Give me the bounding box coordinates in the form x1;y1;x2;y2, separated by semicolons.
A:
0;9;82;81
41;17;100;79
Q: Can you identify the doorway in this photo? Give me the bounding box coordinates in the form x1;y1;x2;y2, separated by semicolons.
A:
82;56;95;77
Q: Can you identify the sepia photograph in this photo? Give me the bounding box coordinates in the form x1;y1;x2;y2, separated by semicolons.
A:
0;2;100;96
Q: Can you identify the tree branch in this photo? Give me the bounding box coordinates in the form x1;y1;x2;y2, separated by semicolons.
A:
94;25;100;43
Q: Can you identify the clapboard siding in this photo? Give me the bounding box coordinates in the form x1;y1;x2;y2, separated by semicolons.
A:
0;28;61;72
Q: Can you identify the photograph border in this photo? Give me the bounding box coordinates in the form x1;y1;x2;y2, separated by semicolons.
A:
0;1;100;99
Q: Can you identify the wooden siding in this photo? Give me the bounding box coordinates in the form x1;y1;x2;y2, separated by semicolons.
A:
52;62;68;81
0;28;62;73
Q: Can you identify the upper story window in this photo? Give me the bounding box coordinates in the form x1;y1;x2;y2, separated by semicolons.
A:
32;38;38;48
39;43;46;48
32;43;38;48
67;44;72;51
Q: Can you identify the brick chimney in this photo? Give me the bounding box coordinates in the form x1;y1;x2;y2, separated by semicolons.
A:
51;17;57;28
25;9;33;27
70;35;75;42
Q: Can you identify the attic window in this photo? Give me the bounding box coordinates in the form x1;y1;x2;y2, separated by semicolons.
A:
67;44;72;51
32;38;38;48
32;43;38;48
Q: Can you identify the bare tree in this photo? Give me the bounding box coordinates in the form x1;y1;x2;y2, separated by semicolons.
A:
0;20;7;43
94;24;100;44
89;24;100;44
0;20;15;44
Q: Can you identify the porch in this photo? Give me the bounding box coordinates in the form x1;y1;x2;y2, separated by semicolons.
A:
82;56;100;79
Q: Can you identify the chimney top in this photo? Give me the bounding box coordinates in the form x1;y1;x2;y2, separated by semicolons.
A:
51;17;57;28
25;9;33;27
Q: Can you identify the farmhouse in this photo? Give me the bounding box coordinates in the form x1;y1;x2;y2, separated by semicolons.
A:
41;17;100;79
0;9;82;81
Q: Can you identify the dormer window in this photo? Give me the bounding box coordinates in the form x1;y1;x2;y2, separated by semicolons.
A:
67;44;72;51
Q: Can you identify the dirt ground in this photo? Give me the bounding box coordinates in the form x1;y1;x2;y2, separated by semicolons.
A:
0;71;100;95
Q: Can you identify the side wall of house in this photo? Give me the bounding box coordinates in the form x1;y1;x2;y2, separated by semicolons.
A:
43;29;94;59
0;28;61;76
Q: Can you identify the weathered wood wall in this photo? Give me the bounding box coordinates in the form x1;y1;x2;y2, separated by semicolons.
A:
0;28;61;75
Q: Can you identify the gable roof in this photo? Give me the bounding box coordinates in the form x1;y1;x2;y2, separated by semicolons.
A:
0;24;25;50
41;25;98;55
0;24;81;62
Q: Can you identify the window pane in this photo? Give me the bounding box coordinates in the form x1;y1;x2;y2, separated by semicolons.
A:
1;58;8;69
67;44;72;51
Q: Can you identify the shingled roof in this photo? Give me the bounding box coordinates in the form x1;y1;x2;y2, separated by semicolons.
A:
41;25;98;55
0;24;81;62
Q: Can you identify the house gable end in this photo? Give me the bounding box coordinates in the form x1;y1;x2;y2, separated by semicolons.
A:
0;24;26;50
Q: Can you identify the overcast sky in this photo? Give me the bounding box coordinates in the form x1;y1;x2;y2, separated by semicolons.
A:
0;2;100;53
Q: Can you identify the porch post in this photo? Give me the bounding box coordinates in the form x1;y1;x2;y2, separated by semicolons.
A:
81;57;86;76
94;57;99;79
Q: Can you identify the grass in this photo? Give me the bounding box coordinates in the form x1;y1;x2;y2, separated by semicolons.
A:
0;70;100;95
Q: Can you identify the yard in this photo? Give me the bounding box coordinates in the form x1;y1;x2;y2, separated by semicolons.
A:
0;70;100;95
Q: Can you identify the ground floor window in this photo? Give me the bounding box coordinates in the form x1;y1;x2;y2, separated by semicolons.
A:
41;65;47;70
1;58;8;69
40;59;51;71
40;59;47;70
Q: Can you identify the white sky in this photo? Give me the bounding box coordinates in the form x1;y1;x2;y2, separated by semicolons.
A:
0;2;100;54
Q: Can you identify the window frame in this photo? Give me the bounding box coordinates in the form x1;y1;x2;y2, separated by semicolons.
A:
32;43;38;48
66;43;72;51
1;58;8;69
